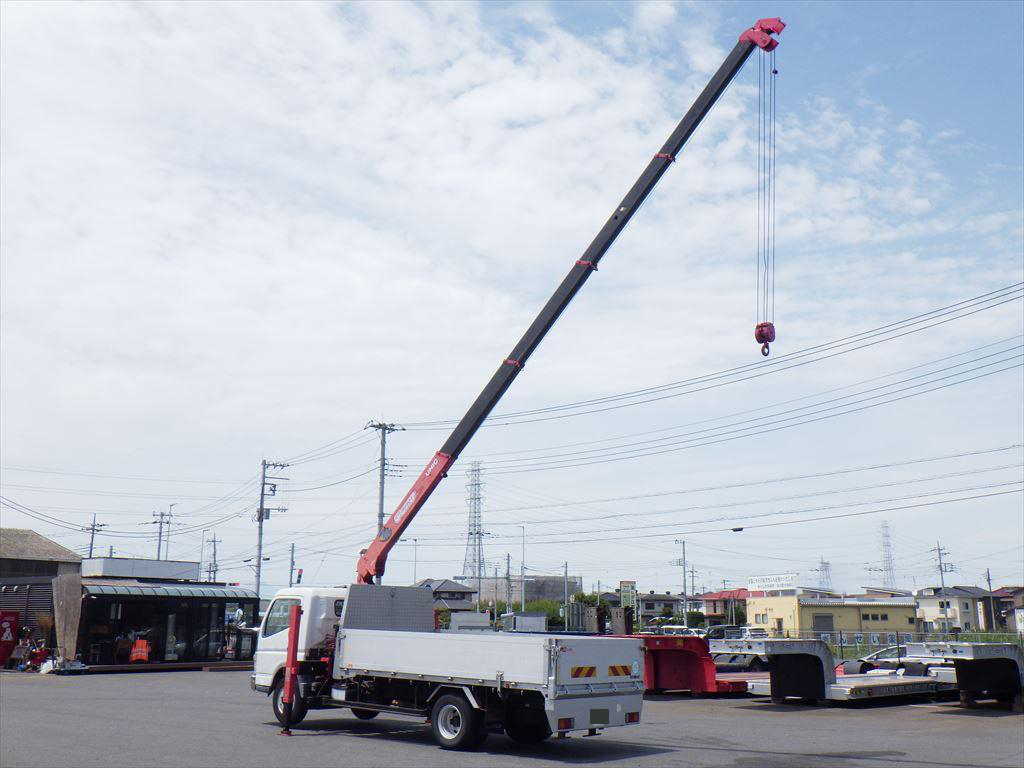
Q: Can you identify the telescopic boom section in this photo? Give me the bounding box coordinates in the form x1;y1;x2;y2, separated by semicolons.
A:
356;18;785;584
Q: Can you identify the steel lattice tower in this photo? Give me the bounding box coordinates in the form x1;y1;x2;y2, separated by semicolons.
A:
880;521;897;589
462;462;484;582
812;556;833;591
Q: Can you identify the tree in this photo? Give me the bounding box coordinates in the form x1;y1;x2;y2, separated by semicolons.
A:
686;611;706;627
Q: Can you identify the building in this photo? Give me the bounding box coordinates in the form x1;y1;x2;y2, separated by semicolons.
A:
0;529;258;668
914;586;995;632
601;590;685;624
746;593;919;639
471;574;582;606
0;528;82;644
414;578;477;612
1000;587;1024;632
698;588;765;625
0;529;82;579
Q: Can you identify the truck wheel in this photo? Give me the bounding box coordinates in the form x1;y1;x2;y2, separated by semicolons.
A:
351;708;379;720
272;677;308;727
430;694;486;750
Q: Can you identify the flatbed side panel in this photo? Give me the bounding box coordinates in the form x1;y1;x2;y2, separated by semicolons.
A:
335;630;552;685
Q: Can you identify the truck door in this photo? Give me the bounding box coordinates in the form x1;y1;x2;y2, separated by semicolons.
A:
255;597;300;678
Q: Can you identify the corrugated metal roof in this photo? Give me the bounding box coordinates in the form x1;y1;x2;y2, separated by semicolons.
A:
82;580;257;600
0;529;82;563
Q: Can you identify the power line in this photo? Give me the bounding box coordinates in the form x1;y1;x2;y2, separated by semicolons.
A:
400;283;1022;428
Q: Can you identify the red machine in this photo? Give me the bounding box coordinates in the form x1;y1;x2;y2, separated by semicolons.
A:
618;635;746;695
353;17;786;585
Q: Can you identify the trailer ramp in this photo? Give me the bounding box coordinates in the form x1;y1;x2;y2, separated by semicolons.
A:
725;639;943;705
906;642;1024;712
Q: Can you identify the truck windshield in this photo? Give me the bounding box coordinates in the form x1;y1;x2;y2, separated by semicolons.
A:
262;598;300;638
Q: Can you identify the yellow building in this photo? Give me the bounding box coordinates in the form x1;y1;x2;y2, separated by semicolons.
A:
747;595;919;639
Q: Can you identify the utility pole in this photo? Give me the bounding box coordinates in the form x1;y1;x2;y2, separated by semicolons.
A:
519;525;526;612
85;514;106;558
689;566;698;618
674;539;688;626
151;509;168;560
932;541;954;632
563;562;569;628
505;553;512;610
289;543;296;588
366;421;403;533
985;567;994;631
256;459;289;597
208;533;220;581
163;503;177;560
108;546;114;557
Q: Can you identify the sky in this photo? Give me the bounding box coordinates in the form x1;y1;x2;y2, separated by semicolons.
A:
1;1;1022;600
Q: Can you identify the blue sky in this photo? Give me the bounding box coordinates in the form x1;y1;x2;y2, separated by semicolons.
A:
1;1;1021;597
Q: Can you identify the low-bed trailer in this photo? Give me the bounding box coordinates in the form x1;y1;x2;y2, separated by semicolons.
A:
254;18;788;750
619;635;747;694
904;642;1024;711
718;639;955;704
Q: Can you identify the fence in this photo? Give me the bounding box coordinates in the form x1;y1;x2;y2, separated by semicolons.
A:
767;629;1024;660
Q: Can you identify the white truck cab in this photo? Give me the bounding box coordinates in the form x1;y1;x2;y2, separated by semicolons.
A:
252;586;347;693
252;584;644;750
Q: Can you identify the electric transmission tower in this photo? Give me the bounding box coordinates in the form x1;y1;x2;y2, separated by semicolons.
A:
811;556;833;591
879;521;897;589
462;462;485;605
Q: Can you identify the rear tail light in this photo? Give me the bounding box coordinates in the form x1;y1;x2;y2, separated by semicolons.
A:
557;718;574;731
626;712;640;723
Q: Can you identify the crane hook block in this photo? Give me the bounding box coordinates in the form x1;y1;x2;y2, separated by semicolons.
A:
755;322;776;357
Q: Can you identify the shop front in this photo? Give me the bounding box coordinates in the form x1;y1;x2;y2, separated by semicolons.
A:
79;581;258;667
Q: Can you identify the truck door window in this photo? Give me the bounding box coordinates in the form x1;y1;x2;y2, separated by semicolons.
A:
262;598;300;638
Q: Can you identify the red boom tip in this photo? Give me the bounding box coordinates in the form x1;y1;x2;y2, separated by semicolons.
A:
739;17;786;51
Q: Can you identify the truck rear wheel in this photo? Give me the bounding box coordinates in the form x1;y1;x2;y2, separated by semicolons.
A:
351;708;379;720
430;693;486;750
272;677;308;727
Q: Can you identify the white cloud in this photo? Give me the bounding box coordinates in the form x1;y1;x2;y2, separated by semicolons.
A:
1;2;1020;594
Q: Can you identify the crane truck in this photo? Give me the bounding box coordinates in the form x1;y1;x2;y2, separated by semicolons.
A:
252;18;786;750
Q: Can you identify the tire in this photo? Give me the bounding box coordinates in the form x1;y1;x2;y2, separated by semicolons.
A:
430;693;486;751
272;676;308;727
351;708;379;720
504;711;551;744
748;658;767;673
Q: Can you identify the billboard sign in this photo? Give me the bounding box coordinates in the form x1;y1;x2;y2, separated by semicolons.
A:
0;611;19;667
747;573;797;592
619;580;637;612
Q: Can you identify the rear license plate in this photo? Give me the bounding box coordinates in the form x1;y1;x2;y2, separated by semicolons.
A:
590;708;610;725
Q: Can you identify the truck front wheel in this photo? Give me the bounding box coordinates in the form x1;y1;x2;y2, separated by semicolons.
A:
430;693;486;750
272;677;308;727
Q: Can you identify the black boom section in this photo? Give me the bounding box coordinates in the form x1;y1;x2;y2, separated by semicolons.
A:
439;38;759;460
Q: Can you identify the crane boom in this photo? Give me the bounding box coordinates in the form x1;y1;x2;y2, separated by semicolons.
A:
357;18;785;584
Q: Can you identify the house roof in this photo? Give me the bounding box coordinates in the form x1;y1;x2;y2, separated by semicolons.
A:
414;578;476;594
0;529;81;563
916;585;993;598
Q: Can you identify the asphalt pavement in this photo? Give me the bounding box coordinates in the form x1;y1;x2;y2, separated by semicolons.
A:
1;671;1021;768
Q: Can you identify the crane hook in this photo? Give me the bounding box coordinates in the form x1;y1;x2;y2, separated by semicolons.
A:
755;321;775;358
